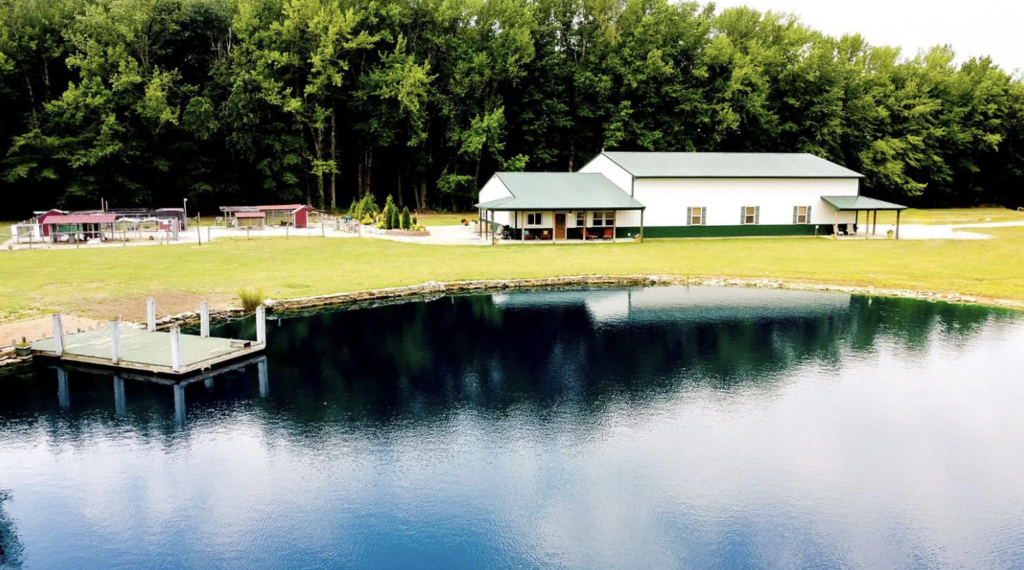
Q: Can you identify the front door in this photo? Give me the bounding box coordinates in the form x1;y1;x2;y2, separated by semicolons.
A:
554;213;566;240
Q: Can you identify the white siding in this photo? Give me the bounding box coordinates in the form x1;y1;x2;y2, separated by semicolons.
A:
478;175;512;203
478;176;514;226
632;178;859;227
579;154;633;193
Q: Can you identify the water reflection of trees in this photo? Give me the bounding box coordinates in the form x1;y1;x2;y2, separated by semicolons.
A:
0;490;23;568
0;288;1014;438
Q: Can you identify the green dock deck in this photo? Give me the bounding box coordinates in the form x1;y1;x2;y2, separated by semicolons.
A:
31;325;264;375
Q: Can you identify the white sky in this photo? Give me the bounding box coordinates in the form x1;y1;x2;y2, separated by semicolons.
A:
712;0;1024;75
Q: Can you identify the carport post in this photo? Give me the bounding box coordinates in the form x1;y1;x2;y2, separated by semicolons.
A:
873;211;878;235
896;210;901;240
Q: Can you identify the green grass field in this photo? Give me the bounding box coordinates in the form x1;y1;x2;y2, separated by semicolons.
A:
2;225;1023;322
416;212;476;227
875;207;1024;225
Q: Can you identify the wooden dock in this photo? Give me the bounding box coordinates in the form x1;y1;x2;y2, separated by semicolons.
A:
31;304;266;376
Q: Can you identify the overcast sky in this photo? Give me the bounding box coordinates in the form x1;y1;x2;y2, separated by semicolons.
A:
712;0;1024;74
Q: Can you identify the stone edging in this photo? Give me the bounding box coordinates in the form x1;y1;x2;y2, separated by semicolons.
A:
263;275;1024;313
2;275;1021;372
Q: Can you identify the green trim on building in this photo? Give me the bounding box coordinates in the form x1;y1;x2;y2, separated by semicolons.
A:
630;224;829;239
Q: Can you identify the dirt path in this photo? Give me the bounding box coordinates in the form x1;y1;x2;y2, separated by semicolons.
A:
0;314;106;348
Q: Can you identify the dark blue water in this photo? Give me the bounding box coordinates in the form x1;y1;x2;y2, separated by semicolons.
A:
1;286;1023;570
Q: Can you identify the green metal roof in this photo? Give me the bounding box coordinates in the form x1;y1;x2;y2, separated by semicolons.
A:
600;152;864;179
821;195;907;211
476;173;646;210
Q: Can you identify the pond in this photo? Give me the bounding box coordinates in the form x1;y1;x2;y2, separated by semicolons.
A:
1;286;1023;569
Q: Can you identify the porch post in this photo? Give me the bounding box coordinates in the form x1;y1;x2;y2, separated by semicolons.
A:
896;210;901;240
640;209;644;241
612;211;617;242
582;211;586;242
520;212;525;243
478;208;482;238
873;210;878;235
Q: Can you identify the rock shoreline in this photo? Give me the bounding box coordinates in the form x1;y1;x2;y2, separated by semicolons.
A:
2;275;1021;371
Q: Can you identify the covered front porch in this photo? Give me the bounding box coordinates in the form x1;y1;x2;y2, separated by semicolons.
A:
474;172;647;244
476;209;647;243
822;195;908;239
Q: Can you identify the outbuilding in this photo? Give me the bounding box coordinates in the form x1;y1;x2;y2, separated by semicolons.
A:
477;152;906;241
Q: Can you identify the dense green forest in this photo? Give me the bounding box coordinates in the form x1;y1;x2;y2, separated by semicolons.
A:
1;0;1022;217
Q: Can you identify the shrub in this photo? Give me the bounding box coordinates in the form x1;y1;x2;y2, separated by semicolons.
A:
361;214;374;225
383;195;397;230
238;287;266;313
401;206;412;230
412;215;418;226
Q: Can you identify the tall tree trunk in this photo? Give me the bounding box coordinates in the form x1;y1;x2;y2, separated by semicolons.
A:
412;178;421;211
397;170;403;206
330;110;337;210
367;148;373;194
357;148;364;196
310;125;325;209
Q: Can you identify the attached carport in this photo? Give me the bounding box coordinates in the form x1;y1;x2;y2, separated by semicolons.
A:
822;196;908;239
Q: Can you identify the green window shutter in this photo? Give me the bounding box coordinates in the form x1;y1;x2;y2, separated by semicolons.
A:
793;206;798;224
754;206;760;225
686;207;692;226
740;206;746;224
806;206;812;223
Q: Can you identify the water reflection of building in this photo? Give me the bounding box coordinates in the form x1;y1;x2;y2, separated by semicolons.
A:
493;286;852;324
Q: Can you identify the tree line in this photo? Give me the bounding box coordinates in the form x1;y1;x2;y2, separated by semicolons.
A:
1;0;1022;217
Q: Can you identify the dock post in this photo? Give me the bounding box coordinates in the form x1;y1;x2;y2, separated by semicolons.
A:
57;367;69;410
52;314;65;357
258;358;268;398
147;298;156;332
170;326;183;373
113;375;126;416
200;302;210;338
110;319;122;364
256;306;266;345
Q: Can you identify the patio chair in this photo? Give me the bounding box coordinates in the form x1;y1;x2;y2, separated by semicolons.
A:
602;228;613;239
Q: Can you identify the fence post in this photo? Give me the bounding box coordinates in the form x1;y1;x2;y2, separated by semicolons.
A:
110;319;122;364
147;297;157;332
170;326;182;373
52;314;65;357
256;306;266;345
200;302;210;338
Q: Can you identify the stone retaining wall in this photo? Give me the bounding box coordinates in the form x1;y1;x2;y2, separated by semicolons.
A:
2;274;1020;372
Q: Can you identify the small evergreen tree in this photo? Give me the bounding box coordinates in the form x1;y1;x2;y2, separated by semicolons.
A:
348;198;360;218
383;195;397;230
401;206;412;229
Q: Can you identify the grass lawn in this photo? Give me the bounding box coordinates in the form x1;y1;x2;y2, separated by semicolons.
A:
416;212;477;227
1;227;1023;322
875;207;1024;225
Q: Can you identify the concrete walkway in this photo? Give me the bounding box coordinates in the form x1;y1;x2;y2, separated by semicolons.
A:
851;220;1024;240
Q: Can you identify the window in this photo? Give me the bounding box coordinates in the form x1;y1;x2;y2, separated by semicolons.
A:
527;212;543;225
576;211;585;226
688;207;705;226
793;205;812;224
741;206;759;225
593;211;615;226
